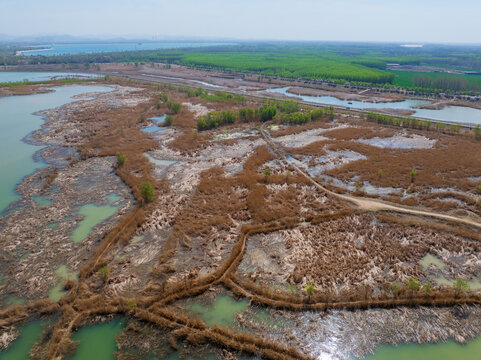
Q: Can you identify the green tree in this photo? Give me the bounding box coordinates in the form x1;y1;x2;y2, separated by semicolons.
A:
263;168;271;181
140;182;155;203
422;282;433;293
127;298;137;312
168;101;182;114
453;278;470;294
259;105;277;122
473;125;481;140
406;277;421;292
378;169;384;178
116;152;126;166
98;266;109;279
165;115;173;126
158;93;169;103
450;124;461;133
304;282;315;297
389;281;401;297
410;170;417;183
288;284;298;295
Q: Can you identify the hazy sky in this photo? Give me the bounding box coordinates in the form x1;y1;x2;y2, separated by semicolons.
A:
2;0;481;43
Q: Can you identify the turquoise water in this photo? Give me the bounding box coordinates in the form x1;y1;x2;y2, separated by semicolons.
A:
71;203;119;243
19;42;235;56
33;195;53;207
189;296;249;328
105;193;122;204
0;72;99;83
71;318;125;360
142;124;165;133
0;320;47;360
48;265;79;302
0;84;113;213
142;115;167;133
363;335;481;360
265;87;481;125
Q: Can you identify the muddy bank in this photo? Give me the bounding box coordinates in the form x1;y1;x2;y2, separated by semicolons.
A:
0;84;149;304
417;100;481;111
286;86;406;103
0;84;54;98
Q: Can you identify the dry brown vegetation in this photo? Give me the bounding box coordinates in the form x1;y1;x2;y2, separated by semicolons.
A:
325;137;481;190
2;78;481;360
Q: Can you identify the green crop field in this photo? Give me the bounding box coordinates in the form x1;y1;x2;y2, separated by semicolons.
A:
180;51;395;84
5;42;481;93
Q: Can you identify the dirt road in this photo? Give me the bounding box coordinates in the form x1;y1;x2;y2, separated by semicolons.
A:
259;124;481;230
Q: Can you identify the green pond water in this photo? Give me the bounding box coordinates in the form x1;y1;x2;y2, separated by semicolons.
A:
48;265;79;301
0;320;47;360
105;193;122;204
363;335;481;360
189;295;248;328
0;84;113;214
357;254;481;358
71;318;125;360
419;253;481;290
71;202;119;243
419;254;446;271
33;195;53;207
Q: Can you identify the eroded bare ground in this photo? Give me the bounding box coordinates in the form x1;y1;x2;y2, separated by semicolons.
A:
1;77;481;360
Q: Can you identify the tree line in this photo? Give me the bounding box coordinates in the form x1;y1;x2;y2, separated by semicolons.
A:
413;74;481;93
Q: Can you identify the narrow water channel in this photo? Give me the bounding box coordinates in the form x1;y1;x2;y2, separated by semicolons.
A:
264;87;481;125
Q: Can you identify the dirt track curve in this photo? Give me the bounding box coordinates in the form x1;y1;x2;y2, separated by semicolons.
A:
259;123;481;230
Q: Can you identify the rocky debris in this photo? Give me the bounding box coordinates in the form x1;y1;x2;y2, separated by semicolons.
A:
0;329;18;350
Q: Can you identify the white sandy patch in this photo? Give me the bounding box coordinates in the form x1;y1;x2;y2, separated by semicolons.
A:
357;133;436;149
182;102;210;118
273;126;345;148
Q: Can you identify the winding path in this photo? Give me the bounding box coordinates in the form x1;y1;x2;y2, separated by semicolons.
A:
259;123;481;230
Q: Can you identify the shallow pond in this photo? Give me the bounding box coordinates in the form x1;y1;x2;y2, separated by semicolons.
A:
362;335;481;360
71;202;119;243
188;295;249;328
71;318;125;360
33;195;53;207
146;154;177;169
264;87;481;125
0;320;47;360
48;265;79;301
0;83;113;213
419;254;481;290
142;115;167;133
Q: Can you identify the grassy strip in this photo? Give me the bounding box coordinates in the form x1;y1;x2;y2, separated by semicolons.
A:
0;76;104;88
